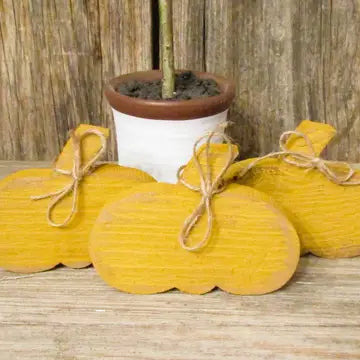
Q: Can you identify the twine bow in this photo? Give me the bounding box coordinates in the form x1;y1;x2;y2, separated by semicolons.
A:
237;130;360;185
177;131;236;251
31;129;107;227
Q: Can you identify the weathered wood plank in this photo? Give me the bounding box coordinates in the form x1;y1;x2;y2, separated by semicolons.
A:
172;0;205;71
1;252;360;359
203;0;360;161
0;0;152;161
291;0;360;162
205;0;296;159
2;0;360;164
318;0;360;161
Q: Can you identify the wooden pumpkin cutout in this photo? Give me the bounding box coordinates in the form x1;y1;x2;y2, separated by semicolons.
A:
0;125;155;273
90;133;300;295
227;120;360;258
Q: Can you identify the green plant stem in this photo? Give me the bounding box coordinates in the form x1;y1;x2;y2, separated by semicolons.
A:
159;0;175;99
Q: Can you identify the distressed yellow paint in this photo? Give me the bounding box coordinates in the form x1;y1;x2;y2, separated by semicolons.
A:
89;147;300;295
228;120;360;258
282;120;336;156
0;125;155;273
54;124;110;172
180;143;239;186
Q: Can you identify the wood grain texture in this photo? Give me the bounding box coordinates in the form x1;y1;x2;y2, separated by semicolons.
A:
1;255;360;359
0;162;359;359
2;0;360;164
0;0;152;161
172;0;205;71
90;182;300;295
0;126;154;273
90;144;299;295
291;0;360;162
205;0;296;159
188;0;360;161
228;120;360;258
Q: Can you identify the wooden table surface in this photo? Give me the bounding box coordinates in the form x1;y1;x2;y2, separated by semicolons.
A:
0;161;359;360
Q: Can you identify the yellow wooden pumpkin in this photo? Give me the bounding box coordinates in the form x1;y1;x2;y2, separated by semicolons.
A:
227;120;360;258
90;136;300;295
0;125;155;273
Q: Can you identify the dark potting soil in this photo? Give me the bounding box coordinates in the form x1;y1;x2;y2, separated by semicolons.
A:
116;71;220;100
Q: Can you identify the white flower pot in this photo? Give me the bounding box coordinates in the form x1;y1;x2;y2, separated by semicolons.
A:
111;108;229;183
105;70;235;183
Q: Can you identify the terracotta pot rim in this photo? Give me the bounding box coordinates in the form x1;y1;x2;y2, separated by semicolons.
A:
104;70;235;120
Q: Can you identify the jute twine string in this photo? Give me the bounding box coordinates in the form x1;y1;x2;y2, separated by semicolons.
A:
177;128;360;252
177;130;236;251
235;130;360;185
31;129;107;227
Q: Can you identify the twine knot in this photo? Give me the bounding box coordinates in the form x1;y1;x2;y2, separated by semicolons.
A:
237;130;359;186
311;157;321;166
177;130;236;251
279;131;356;184
31;129;107;227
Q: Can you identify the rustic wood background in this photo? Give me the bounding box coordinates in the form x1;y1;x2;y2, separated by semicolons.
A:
1;0;360;161
0;0;152;160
